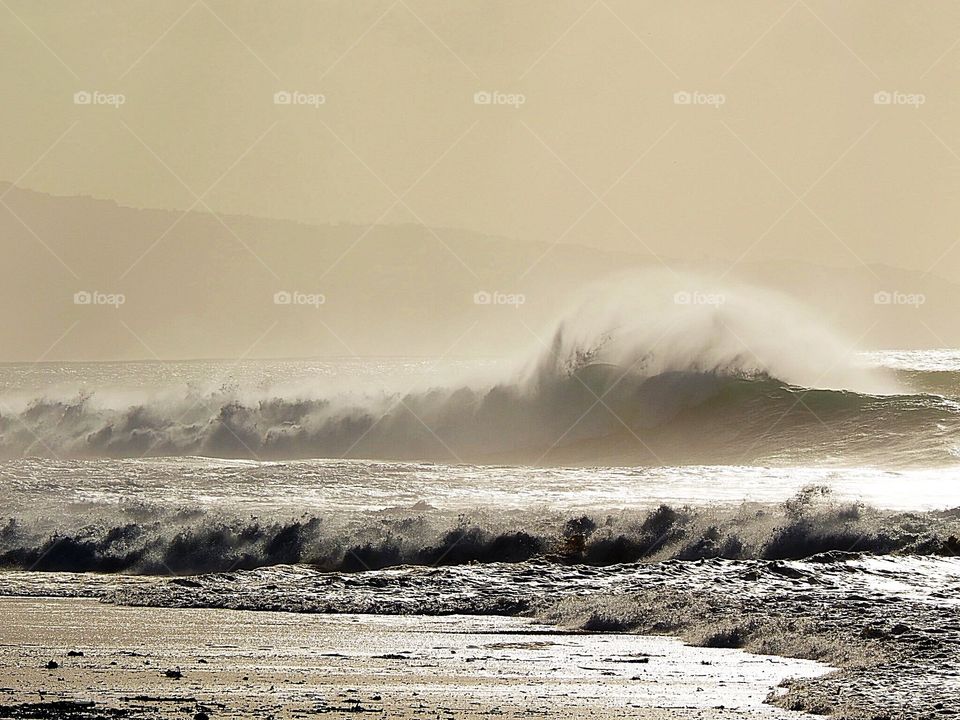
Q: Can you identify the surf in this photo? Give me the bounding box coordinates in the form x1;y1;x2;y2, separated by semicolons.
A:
0;272;955;466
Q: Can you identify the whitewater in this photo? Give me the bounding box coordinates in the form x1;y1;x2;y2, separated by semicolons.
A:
2;276;960;718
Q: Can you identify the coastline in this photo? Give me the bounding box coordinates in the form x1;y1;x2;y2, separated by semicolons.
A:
3;548;960;718
539;579;960;719
0;596;830;719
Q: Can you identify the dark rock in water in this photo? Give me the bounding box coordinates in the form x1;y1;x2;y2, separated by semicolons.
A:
860;625;887;639
765;562;806;579
890;623;911;635
193;712;209;720
66;650;84;657
164;667;183;679
171;578;202;588
806;550;863;563
0;700;128;719
44;660;58;670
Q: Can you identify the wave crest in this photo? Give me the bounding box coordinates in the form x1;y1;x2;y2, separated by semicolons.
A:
3;488;958;575
1;273;951;464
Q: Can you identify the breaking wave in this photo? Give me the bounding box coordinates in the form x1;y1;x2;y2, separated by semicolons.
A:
1;273;956;465
2;487;958;575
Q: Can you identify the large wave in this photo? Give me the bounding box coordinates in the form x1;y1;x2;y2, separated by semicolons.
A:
2;487;958;576
1;273;955;464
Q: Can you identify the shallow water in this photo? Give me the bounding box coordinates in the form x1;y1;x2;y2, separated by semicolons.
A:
6;553;960;616
5;457;960;516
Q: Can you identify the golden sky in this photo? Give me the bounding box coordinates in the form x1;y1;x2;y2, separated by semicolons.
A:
3;1;960;276
4;2;960;361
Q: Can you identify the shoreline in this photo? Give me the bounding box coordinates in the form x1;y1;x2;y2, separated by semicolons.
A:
540;582;960;719
3;550;959;718
0;596;830;719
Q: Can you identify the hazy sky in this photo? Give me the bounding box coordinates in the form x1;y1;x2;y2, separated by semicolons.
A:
4;1;960;276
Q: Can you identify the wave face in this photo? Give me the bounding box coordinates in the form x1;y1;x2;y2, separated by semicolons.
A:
3;372;957;466
2;488;958;576
1;274;957;466
2;512;959;613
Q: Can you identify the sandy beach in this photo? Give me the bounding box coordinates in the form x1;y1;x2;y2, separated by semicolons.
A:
0;597;832;719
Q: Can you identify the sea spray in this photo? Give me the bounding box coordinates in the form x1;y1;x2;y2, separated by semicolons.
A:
2;273;947;464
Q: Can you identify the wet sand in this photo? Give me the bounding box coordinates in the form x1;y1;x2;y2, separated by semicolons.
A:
0;597;830;719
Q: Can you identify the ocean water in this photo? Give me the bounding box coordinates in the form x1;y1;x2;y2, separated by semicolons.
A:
0;342;957;573
2;339;960;716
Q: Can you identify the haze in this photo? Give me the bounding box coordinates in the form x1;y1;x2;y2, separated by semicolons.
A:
3;1;960;360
